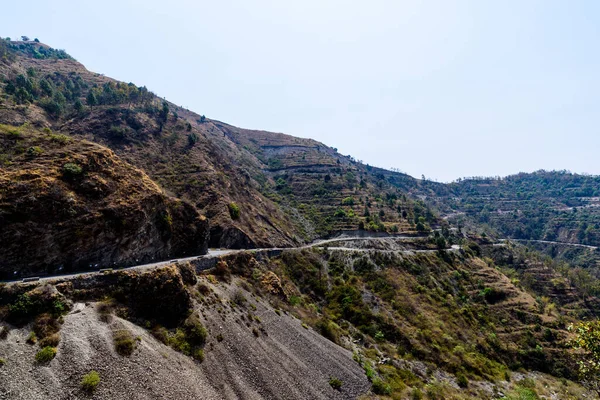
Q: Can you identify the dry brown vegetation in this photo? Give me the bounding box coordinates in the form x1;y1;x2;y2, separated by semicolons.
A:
0;123;208;278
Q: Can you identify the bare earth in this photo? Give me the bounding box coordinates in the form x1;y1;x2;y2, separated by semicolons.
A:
0;279;370;400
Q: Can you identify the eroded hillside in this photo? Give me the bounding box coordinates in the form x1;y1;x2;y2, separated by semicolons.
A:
0;124;208;279
0;243;596;399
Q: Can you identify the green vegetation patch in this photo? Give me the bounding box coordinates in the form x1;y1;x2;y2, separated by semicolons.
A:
81;370;101;393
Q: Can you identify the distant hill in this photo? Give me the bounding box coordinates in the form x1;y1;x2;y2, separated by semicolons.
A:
435;171;600;247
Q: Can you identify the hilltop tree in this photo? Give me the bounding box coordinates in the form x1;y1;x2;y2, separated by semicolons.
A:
21;36;30;41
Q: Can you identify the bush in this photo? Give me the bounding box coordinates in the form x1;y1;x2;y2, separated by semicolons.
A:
39;333;60;347
81;371;100;393
26;146;43;157
411;388;423;400
193;348;205;362
35;346;56;363
33;313;61;340
0;358;5;366
62;162;83;178
183;313;207;346
188;132;199;146
371;379;392;395
228;202;240;220
456;372;469;388
214;261;231;282
317;318;341;344
341;197;355;206
49;133;70;144
27;331;37;344
113;329;136;356
329;377;343;390
97;300;113;323
232;290;246;306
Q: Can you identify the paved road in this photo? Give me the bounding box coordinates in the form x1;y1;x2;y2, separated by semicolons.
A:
325;244;461;254
4;235;438;285
500;238;598;250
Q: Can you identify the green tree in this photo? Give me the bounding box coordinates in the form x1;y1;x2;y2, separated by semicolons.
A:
159;101;169;122
74;99;84;113
39;79;53;96
86;91;97;109
228;202;240;220
569;321;600;396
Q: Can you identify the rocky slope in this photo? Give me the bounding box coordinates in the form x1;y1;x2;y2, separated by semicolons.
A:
0;124;208;279
0;243;596;399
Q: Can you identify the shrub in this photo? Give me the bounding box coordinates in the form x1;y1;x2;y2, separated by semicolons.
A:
26;331;37;344
113;329;136;356
214;261;231;282
39;333;60;347
35;346;56;363
411;388;423;400
187;132;199;146
193;348;205;362
183;313;207;346
317;318;341;344
232;290;246;306
33;313;61;339
81;371;100;393
49;133;70;144
341;197;355;206
329;377;343;390
97;300;113;323
228;202;240;220
456;372;469;388
62;162;83;178
197;283;211;296
371;379;392;395
26;146;43;157
0;358;5;366
288;295;302;306
8;289;69;321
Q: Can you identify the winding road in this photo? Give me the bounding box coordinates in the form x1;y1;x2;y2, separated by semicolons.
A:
4;235;448;285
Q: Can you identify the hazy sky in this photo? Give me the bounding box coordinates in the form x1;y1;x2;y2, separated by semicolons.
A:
5;0;600;182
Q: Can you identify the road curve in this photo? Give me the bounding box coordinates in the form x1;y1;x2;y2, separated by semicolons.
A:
3;235;442;285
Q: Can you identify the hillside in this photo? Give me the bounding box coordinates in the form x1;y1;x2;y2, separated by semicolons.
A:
0;124;208;279
1;37;600;400
432;170;600;250
0;39;440;252
0;243;597;399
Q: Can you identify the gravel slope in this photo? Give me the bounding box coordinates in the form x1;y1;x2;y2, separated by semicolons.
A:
0;279;369;399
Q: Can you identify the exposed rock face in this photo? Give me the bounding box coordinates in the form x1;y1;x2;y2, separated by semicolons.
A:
0;125;209;279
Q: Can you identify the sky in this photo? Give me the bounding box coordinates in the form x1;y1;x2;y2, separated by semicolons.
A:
4;0;600;182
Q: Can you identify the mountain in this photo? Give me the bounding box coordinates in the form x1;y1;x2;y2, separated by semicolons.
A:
0;39;439;255
2;38;600;400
